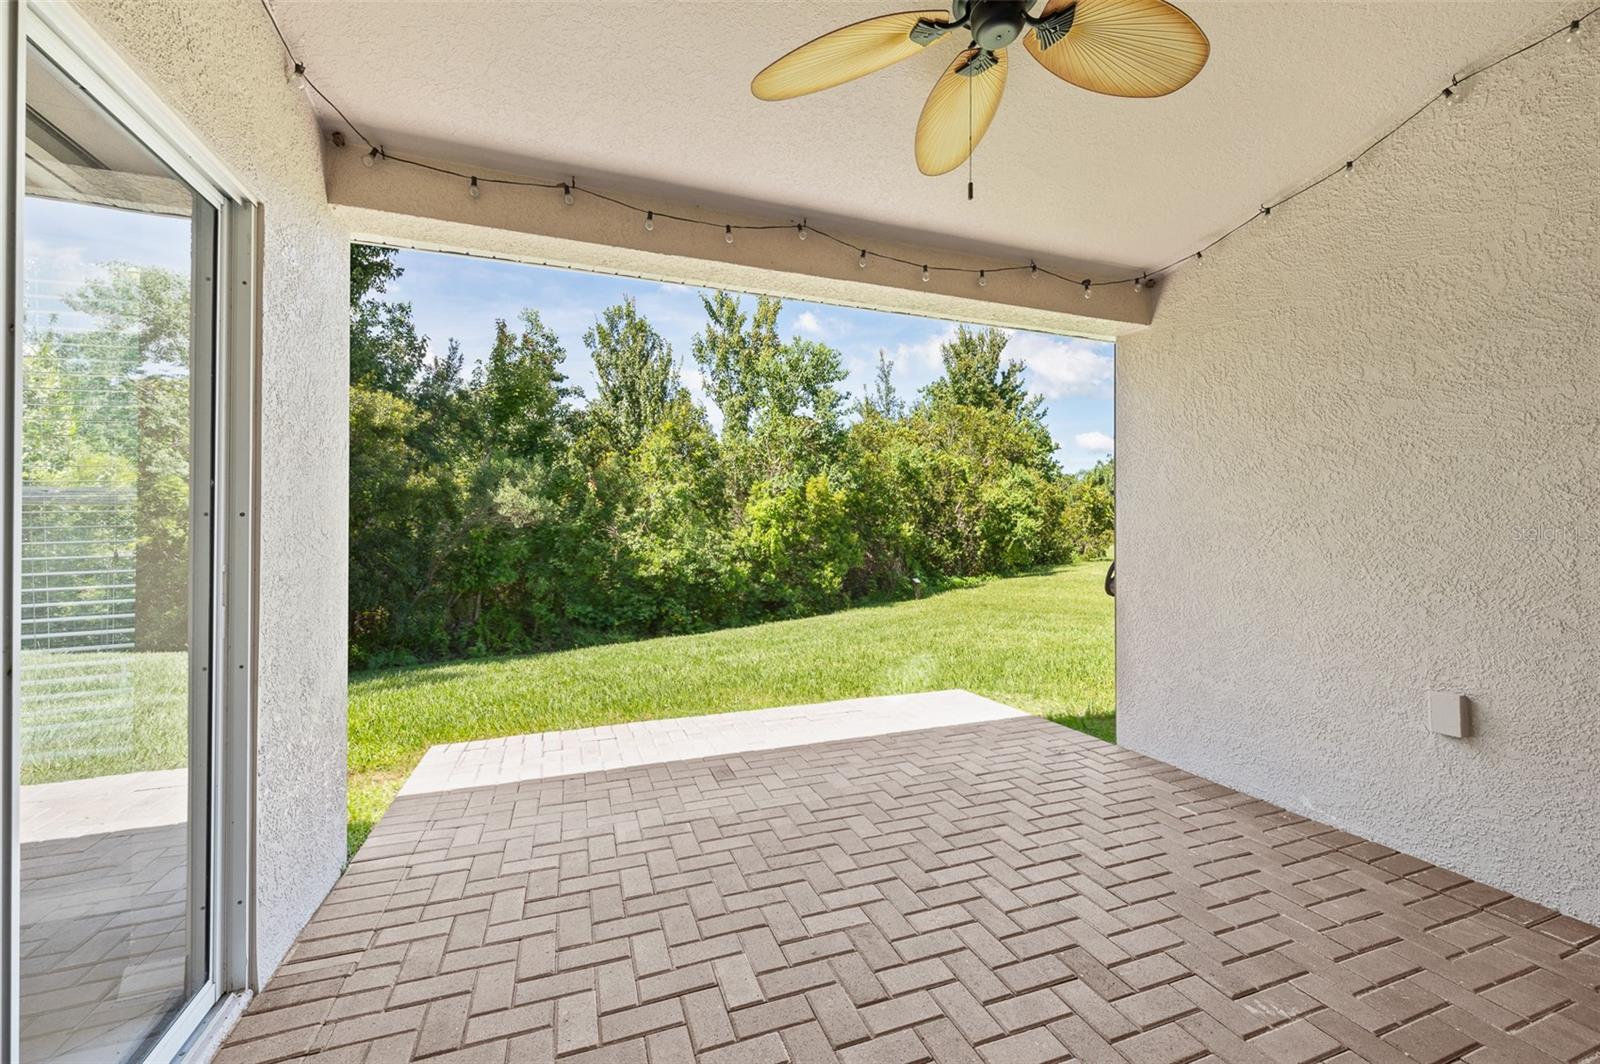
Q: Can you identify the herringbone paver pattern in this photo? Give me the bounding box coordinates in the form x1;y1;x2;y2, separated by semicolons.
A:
219;710;1600;1063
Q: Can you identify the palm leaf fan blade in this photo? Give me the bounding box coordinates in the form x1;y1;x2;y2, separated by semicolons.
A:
1024;0;1209;98
752;10;952;101
915;47;1008;177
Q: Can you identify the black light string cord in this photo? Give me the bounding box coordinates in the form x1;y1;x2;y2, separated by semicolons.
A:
262;0;1595;296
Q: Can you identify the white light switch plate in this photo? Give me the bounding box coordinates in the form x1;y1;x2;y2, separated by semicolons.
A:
1428;692;1470;738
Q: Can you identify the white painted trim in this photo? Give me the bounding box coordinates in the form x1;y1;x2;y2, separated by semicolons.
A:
185;185;221;1040
176;990;251;1064
140;988;220;1064
1;3;23;1059
217;200;258;995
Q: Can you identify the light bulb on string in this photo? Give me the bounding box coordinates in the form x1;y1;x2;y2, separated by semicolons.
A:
1566;18;1583;42
1029;262;1039;281
1133;275;1144;294
1082;280;1092;300
724;225;734;245
1260;205;1272;223
858;250;868;270
644;211;654;232
797;222;808;241
562;183;574;206
977;271;987;288
363;147;381;168
288;62;306;89
921;266;930;283
469;177;480;199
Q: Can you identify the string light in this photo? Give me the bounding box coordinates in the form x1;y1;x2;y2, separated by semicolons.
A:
259;0;1595;297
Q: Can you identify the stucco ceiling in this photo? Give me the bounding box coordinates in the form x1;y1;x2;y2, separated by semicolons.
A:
274;1;1574;274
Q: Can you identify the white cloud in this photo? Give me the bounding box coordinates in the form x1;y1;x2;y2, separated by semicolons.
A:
1004;332;1114;400
1073;431;1114;453
890;323;958;375
794;310;825;336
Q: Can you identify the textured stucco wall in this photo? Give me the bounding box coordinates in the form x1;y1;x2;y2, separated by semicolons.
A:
1118;43;1599;917
65;0;350;976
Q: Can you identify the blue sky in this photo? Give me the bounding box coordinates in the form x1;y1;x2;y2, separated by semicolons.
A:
385;249;1115;472
24;198;192;334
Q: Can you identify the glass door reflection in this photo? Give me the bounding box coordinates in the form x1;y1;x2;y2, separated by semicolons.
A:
18;43;215;1063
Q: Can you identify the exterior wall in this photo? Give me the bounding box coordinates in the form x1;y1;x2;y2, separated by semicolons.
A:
1117;44;1599;917
68;0;349;976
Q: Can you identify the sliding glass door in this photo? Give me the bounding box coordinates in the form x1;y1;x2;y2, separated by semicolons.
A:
14;39;218;1064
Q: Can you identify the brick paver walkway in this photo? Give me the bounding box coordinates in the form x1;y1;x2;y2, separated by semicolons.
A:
219;702;1600;1064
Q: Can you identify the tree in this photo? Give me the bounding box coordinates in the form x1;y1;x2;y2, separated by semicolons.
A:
920;325;1055;474
348;385;461;663
691;291;781;442
40;264;194;649
859;350;904;420
475;310;578;460
922;325;1043;424
735;473;861;615
585;298;679;452
350;246;431;396
1062;460;1115;559
134;376;190;649
619;394;735;631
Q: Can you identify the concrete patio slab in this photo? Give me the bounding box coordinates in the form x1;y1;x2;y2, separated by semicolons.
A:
20;768;187;843
219;695;1600;1064
399;690;1027;797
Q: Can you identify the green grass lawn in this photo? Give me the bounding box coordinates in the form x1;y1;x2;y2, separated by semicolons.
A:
347;561;1114;854
18;650;188;785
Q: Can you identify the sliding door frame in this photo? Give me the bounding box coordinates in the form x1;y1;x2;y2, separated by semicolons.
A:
1;1;21;1059
0;3;260;1060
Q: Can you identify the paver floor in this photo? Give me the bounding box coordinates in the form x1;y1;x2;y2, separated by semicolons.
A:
219;693;1600;1064
22;823;191;1063
19;770;193;1062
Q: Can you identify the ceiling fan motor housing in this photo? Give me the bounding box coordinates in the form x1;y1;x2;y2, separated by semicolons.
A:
968;0;1030;50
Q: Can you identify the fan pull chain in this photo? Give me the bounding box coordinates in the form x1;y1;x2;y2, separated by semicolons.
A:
967;72;975;201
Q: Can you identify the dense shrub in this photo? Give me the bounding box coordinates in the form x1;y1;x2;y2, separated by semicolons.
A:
347;247;1115;668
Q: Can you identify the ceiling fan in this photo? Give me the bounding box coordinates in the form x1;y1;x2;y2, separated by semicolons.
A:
752;0;1210;178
